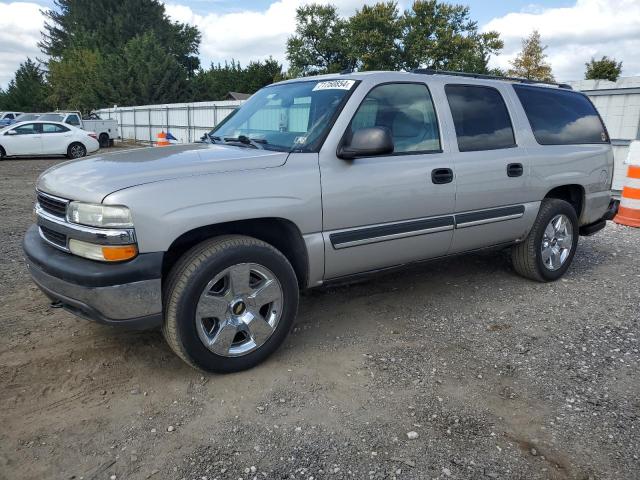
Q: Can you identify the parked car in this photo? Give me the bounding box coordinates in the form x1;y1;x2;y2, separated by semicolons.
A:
0;120;99;159
38;111;119;148
8;113;42;125
0;111;23;128
24;71;618;373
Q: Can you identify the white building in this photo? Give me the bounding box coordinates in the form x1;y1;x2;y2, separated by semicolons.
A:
569;76;640;191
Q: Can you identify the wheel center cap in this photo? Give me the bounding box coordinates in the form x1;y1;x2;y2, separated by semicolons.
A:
231;300;247;316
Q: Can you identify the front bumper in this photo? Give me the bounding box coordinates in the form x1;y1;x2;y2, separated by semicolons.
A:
23;224;163;329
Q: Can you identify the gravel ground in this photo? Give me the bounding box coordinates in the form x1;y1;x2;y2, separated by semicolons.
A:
0;156;638;480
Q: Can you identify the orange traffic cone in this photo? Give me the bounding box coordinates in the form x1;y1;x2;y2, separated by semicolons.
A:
614;141;640;228
155;131;170;147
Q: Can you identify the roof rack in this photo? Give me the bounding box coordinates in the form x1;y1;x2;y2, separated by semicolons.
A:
411;69;573;90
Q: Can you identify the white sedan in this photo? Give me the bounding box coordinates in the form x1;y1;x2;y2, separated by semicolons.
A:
0;120;100;160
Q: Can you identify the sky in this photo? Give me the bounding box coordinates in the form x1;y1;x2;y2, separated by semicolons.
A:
1;0;639;89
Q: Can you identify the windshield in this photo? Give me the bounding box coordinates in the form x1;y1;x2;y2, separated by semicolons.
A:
39;114;64;122
209;79;358;152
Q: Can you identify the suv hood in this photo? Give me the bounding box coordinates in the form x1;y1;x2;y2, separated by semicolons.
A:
37;143;289;203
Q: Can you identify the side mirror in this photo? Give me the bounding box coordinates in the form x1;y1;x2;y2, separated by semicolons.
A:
5;130;17;136
338;127;394;160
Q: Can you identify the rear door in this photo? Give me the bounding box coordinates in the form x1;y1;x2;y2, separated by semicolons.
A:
41;123;73;155
443;83;536;253
320;81;456;279
1;123;43;155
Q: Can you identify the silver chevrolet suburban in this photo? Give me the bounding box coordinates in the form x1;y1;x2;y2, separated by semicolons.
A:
24;70;619;372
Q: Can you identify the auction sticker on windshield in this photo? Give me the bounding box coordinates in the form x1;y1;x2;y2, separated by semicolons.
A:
312;80;356;91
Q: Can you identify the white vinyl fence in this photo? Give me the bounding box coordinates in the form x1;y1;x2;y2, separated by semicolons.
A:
95;100;244;145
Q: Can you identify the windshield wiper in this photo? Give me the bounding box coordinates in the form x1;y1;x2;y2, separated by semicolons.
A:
222;135;267;149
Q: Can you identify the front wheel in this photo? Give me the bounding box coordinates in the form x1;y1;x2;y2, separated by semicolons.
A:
163;235;299;373
511;199;579;282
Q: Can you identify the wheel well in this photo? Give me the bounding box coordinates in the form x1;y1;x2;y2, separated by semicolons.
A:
0;145;5;157
162;218;309;289
544;185;584;218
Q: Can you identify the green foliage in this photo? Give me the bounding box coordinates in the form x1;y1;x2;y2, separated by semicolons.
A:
108;32;190;105
585;56;622;82
48;49;110;112
286;1;503;75
190;58;285;102
507;30;554;82
286;4;353;75
0;59;51;111
402;0;503;72
40;0;201;75
349;2;403;71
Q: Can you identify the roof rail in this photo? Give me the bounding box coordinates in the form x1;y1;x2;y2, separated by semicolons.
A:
411;69;573;90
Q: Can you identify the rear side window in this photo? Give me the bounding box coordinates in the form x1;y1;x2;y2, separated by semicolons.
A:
513;85;608;145
42;123;70;133
445;85;516;152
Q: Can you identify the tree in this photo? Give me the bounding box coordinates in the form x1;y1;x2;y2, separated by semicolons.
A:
585;56;622;82
40;0;201;75
1;59;51;111
402;0;503;73
349;2;403;71
109;32;189;106
508;30;554;82
189;59;285;102
286;1;503;76
286;4;353;76
47;49;111;112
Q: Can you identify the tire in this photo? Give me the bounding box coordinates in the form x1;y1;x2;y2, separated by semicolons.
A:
98;133;110;148
163;235;299;373
511;199;579;282
0;146;5;160
67;142;86;159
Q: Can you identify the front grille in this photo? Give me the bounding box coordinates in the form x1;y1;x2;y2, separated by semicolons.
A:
37;191;68;218
40;226;67;248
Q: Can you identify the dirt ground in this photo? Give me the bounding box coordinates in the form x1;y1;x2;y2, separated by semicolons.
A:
0;155;638;480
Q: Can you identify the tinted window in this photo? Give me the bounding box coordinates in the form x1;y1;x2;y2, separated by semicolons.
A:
6;114;14;119
12;123;39;135
349;83;440;153
66;115;81;126
513;85;608;145
445;85;516;152
42;123;69;133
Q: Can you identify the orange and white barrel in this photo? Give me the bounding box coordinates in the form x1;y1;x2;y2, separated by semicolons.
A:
155;131;170;147
614;141;640;228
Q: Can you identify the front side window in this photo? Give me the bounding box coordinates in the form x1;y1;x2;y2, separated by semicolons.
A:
445;84;516;152
6;114;14;119
42;123;69;133
210;79;358;152
348;83;441;153
12;123;39;135
513;85;608;145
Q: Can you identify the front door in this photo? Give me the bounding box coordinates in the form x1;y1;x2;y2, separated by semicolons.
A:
319;81;456;279
2;123;42;156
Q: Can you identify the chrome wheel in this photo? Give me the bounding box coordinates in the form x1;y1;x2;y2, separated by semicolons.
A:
195;263;283;357
69;144;86;158
541;214;573;271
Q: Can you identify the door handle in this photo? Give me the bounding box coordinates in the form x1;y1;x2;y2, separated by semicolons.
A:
431;168;454;184
507;163;524;177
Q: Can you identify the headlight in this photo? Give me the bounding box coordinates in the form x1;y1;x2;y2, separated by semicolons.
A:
67;202;133;228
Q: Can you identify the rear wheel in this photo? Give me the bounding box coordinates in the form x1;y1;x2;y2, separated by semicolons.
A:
0;146;5;160
67;142;86;159
163;235;299;373
98;133;110;148
511;199;579;282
